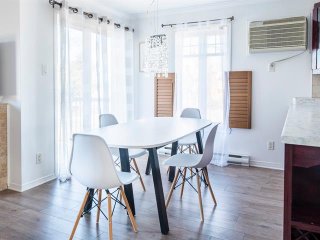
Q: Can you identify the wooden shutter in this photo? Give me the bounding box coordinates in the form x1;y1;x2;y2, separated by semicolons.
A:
229;71;252;129
154;73;175;117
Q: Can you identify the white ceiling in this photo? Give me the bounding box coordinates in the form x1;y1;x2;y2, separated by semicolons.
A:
87;0;279;15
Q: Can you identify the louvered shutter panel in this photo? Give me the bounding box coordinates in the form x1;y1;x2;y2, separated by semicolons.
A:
154;73;175;117
229;71;252;129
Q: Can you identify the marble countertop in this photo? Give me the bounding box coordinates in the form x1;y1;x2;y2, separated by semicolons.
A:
281;97;320;147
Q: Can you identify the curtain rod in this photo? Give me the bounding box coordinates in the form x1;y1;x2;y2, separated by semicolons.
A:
48;0;134;32
161;16;234;28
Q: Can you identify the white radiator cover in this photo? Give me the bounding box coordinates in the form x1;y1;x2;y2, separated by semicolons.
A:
228;154;250;166
249;16;307;53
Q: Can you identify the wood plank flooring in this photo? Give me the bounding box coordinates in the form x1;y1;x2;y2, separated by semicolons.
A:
0;156;284;240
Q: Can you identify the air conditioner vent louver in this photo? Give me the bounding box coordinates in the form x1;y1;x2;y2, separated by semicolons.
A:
249;16;307;53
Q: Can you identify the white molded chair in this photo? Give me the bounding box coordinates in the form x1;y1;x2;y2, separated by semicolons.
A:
99;114;148;191
179;108;202;154
163;125;219;222
69;134;138;240
166;108;202;175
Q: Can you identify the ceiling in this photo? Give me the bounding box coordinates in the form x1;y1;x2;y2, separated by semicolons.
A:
87;0;279;15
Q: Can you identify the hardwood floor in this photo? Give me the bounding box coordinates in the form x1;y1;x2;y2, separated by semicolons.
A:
0;156;283;240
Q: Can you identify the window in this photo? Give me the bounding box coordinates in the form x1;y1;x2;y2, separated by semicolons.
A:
175;25;229;123
175;22;231;167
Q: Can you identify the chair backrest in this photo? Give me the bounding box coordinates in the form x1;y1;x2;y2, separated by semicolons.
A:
180;108;201;119
70;134;121;189
99;114;119;128
195;125;219;168
181;108;204;137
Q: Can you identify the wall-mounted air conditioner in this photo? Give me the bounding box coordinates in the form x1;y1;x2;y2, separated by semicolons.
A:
249;16;308;53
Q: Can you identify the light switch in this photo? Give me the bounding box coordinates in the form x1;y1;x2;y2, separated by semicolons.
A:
268;63;275;72
41;64;47;76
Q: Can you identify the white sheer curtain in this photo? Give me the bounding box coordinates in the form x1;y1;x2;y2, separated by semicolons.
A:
175;20;232;167
54;2;134;181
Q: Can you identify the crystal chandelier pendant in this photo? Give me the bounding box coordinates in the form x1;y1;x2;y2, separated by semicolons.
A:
145;34;168;77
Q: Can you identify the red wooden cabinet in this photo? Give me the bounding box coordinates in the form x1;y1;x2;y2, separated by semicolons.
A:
284;144;320;239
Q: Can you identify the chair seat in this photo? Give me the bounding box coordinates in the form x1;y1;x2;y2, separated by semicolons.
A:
178;134;197;146
110;148;147;159
162;154;202;168
117;171;139;185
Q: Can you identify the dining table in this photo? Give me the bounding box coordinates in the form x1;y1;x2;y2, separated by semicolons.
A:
81;117;214;234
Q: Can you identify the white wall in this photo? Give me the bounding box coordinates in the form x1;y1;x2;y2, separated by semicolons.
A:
134;0;317;169
0;0;56;191
16;0;56;191
0;0;22;189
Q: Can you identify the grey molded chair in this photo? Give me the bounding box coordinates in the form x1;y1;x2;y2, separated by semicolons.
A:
69;134;138;240
99;114;148;191
163;125;219;222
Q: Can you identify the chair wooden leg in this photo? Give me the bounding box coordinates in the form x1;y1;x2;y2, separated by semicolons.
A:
192;144;198;154
166;169;180;208
120;186;138;232
194;144;199;154
203;168;217;205
180;168;187;199
196;170;204;222
132;158;146;192
96;190;102;223
107;192;113;240
69;191;90;240
179;145;183;153
188;147;193;176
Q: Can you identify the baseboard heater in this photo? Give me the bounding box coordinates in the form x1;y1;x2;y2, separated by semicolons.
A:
228;154;250;167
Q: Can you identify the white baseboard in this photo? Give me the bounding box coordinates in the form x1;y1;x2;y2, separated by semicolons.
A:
8;174;57;192
249;160;283;170
7;182;22;192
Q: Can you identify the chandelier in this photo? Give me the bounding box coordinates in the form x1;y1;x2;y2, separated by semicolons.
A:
144;0;168;77
145;34;168;77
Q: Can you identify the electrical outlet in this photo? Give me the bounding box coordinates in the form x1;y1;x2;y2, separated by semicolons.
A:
267;141;275;150
36;153;42;164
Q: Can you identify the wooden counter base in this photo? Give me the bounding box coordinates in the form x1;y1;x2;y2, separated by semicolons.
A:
0;104;8;191
284;144;320;239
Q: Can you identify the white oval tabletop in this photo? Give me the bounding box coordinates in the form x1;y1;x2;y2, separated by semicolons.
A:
80;117;215;149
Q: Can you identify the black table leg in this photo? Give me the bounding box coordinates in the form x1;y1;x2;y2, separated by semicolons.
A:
84;188;95;213
196;131;203;154
145;154;151;175
119;148;135;216
168;141;178;182
148;147;169;235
